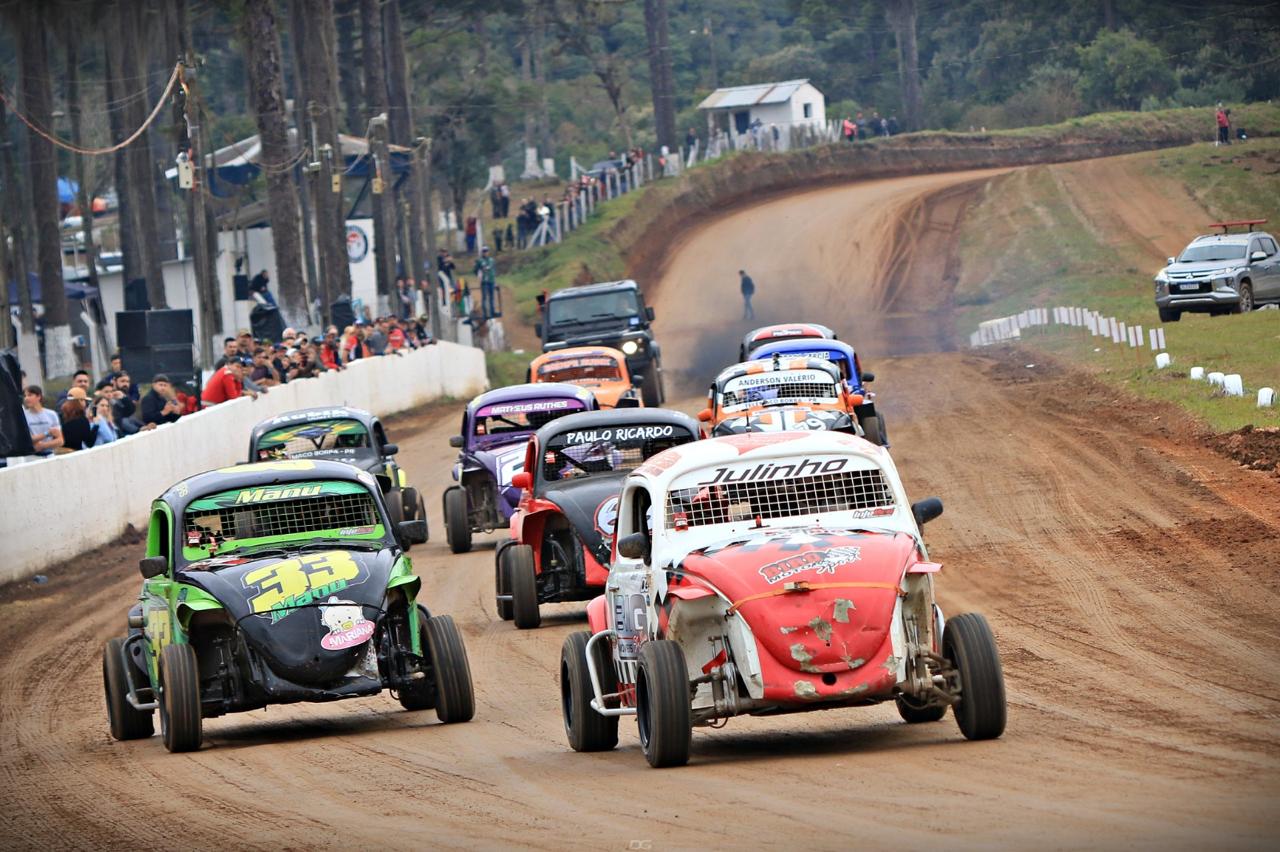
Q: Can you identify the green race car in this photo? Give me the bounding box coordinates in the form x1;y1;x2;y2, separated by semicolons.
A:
102;459;472;753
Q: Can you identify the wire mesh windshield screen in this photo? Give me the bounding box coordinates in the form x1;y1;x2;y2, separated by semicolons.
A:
541;423;696;482
719;371;840;410
665;463;894;528
183;482;380;545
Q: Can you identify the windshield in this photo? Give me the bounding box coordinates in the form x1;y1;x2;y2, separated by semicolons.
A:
1178;243;1247;263
541;422;696;483
536;354;623;385
180;479;385;562
756;349;851;380
718;369;841;411
472;398;587;448
547;292;641;327
256;418;371;460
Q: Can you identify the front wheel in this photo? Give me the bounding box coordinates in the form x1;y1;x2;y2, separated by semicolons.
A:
944;613;1006;741
641;361;664;407
1157;306;1181;323
560;631;619;752
860;413;885;446
404;487;428;542
398;605;436;711
507;544;541;629
494;545;514;621
159;643;202;753
1232;281;1254;314
444;487;472;554
425;614;475;723
636;640;692;768
385;486;405;529
103;637;154;741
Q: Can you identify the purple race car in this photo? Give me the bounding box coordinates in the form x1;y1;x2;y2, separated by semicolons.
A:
443;383;598;553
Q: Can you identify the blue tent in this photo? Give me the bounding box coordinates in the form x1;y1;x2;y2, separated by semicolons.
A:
6;271;99;303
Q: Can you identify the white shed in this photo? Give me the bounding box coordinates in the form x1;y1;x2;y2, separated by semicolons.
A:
697;79;826;150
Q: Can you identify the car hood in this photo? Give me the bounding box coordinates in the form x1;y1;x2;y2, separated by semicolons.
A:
178;547;396;686
712;407;853;435
539;473;627;565
1162;259;1245;275
675;530;915;673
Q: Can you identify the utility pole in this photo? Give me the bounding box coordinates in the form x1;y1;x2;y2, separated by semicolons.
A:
705;17;718;90
419;136;442;341
0;88;31;358
367;113;395;315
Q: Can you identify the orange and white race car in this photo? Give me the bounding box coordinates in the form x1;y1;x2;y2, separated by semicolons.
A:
528;346;642;409
698;357;869;438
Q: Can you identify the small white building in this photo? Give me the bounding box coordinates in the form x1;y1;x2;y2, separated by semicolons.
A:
697;79;826;150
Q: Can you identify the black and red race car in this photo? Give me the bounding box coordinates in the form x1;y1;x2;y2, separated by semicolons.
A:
495;408;700;629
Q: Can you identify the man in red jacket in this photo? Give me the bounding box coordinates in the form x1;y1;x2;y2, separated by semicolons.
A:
202;358;257;406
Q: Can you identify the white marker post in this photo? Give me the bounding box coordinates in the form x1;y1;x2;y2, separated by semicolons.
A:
1190;366;1205;380
1223;375;1244;396
1260;388;1276;408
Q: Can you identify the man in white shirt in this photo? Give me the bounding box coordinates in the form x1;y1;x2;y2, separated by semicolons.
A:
24;385;63;456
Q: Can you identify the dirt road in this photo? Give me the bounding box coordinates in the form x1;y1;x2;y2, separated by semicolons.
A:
3;168;1279;850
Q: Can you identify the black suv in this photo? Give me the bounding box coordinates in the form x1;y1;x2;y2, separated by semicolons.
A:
536;280;665;405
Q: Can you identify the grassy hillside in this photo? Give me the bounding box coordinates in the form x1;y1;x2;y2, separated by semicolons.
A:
954;138;1280;430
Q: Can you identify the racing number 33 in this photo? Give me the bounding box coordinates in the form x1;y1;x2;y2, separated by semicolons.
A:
244;551;360;616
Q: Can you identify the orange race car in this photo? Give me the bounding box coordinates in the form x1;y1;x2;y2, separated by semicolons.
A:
527;346;642;409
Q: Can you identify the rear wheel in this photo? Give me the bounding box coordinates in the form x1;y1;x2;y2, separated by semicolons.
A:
103;637;154;740
385;486;405;529
403;487;428;542
398;605;436;711
895;694;947;724
945;613;1006;741
159;643;202;753
508;544;541;629
1232;281;1254;313
560;631;619;752
444;487;472;554
636;640;692;768
494;546;514;621
425;614;475;723
641;362;664;406
1158;307;1181;323
861;413;885;446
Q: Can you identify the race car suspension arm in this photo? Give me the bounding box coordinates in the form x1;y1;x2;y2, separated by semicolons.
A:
120;633;158;711
584;630;637;717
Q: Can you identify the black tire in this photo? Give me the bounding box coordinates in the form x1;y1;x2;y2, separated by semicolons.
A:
636;640;692;768
103;637;154;741
1158;307;1181;323
560;631;619;752
397;605;436;711
641;362;663;407
494;545;514;621
425;614;475;723
1232;281;1254;314
861;413;885;446
895;694;947;724
944;613;1006;741
414;492;429;542
444;487;472;554
385;486;405;529
158;643;202;753
508;544;541;629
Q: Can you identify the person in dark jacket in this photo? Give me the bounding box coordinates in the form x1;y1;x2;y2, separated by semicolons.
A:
739;270;756;320
141;374;183;426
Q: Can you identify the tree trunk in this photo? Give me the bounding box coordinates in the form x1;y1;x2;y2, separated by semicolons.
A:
360;0;394;310
284;0;321;317
884;0;923;132
115;0;168;308
521;4;536;156
102;16;140;291
335;0;363;134
64;36;100;295
643;0;677;151
385;0;427;295
533;3;552;158
18;3;75;377
243;0;308;328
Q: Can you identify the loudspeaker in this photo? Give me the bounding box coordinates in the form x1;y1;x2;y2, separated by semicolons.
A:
233;273;250;301
147;309;194;346
119;347;155;379
124;278;150;311
151;345;195;375
116;311;149;349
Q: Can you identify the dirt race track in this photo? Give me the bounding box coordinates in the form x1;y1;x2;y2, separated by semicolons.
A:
3;166;1279;850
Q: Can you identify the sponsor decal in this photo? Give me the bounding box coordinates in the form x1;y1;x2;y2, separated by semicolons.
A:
595;496;619;545
758;546;861;585
729;370;830;388
338;525;376;536
235;484;323;504
243;551;363;622
267;409;354;425
346;224;369;262
849;507;895;519
319;597;376;650
561;424;677;445
484;399;576;416
696;457;850;486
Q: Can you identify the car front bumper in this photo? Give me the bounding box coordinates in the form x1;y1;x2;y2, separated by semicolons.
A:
1155;281;1240;311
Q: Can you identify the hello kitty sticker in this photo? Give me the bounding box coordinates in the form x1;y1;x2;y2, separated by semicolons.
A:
319;596;375;651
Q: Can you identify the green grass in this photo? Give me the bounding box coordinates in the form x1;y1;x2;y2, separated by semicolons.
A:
484;349;532;389
955;139;1280;431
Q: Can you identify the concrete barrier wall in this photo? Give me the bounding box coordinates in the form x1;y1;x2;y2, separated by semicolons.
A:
0;341;486;585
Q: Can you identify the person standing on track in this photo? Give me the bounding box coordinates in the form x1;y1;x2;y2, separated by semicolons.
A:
739;269;756;320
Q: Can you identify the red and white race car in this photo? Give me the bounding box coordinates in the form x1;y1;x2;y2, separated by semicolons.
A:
559;430;1005;767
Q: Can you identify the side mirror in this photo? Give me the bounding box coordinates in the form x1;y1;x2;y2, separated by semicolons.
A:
1166;256;1176;266
397;519;428;545
535;323;543;338
382;442;399;456
615;396;641;408
861;371;875;383
511;471;532;491
617;532;649;561
911;497;944;528
631;373;644;387
535;292;546;306
448;435;464;448
1250;250;1268;262
645;306;656;321
697;408;712;422
139;556;167;579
